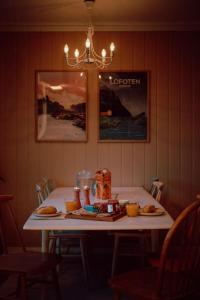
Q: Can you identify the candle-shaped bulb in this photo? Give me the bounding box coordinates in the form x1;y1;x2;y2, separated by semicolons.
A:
85;38;90;49
110;42;115;52
64;44;69;54
74;49;79;58
101;49;106;58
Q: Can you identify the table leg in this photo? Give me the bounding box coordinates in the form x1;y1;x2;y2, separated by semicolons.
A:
41;230;49;253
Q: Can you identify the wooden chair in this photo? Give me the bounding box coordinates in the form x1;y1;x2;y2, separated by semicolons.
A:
110;198;200;300
42;177;56;196
111;182;165;277
48;232;90;284
0;194;62;300
35;182;90;284
149;181;164;203
36;182;48;205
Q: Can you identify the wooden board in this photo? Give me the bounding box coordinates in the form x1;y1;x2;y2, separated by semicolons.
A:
65;211;126;222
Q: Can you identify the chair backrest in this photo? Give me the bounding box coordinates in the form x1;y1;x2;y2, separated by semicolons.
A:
36;181;48;205
0;195;26;254
149;181;164;202
42;176;55;196
156;198;200;299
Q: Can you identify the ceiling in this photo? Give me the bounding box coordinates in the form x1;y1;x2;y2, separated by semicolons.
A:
0;0;200;31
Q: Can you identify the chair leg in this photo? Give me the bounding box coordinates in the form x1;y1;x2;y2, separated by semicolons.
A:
51;268;61;300
111;235;119;278
19;274;28;300
80;238;89;284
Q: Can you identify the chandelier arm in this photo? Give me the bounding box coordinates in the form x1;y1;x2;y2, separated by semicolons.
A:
77;49;87;59
90;42;114;62
65;57;83;68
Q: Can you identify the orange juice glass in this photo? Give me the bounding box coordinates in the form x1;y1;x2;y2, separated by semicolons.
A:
65;201;77;212
126;203;139;217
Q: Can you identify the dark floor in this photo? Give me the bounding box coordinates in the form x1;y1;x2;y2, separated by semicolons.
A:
0;251;140;300
0;231;160;299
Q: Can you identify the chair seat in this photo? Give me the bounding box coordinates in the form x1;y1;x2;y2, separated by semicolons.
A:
110;267;158;300
0;252;61;275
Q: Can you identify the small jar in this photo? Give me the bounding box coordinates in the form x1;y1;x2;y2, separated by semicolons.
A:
108;200;119;213
107;203;113;213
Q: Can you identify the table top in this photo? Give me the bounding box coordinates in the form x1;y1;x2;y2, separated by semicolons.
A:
23;187;174;231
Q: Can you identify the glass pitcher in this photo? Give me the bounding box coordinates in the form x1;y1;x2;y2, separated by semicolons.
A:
76;169;96;195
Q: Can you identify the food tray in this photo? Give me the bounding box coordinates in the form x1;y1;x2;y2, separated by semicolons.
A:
65;211;126;222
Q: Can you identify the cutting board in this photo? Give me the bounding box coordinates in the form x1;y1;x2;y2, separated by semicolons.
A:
65;211;126;222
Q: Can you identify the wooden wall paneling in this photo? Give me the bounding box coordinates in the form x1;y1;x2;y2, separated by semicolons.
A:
168;33;181;208
156;33;170;200
27;32;41;211
16;33;31;225
0;33;7;193
98;143;111;171
120;32;134;186
144;32;157;190
191;32;200;198
25;32;42;246
180;33;193;207
3;34;17;196
132;32;146;187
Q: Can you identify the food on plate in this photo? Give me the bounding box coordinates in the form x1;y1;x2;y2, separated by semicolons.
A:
36;206;57;215
142;205;156;213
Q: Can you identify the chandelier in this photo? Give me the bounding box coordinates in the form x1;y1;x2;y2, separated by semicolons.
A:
64;0;115;69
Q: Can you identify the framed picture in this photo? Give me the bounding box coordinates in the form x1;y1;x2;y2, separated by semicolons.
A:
98;71;149;142
35;70;88;142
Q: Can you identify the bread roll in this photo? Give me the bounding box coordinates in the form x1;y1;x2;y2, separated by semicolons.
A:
143;205;156;213
37;206;57;214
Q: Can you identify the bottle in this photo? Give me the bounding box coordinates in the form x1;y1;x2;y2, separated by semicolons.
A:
74;186;81;209
83;185;90;205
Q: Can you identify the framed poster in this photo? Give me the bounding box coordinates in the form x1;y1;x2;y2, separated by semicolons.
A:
35;70;87;142
98;71;149;142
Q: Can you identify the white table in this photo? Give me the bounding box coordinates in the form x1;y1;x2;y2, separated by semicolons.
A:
23;187;174;252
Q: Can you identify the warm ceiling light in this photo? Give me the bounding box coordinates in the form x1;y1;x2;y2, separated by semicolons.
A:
64;0;115;69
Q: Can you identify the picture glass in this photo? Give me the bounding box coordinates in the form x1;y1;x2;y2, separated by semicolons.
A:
99;71;149;142
36;71;87;142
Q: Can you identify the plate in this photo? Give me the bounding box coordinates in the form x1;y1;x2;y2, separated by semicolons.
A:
139;208;165;216
33;211;62;217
